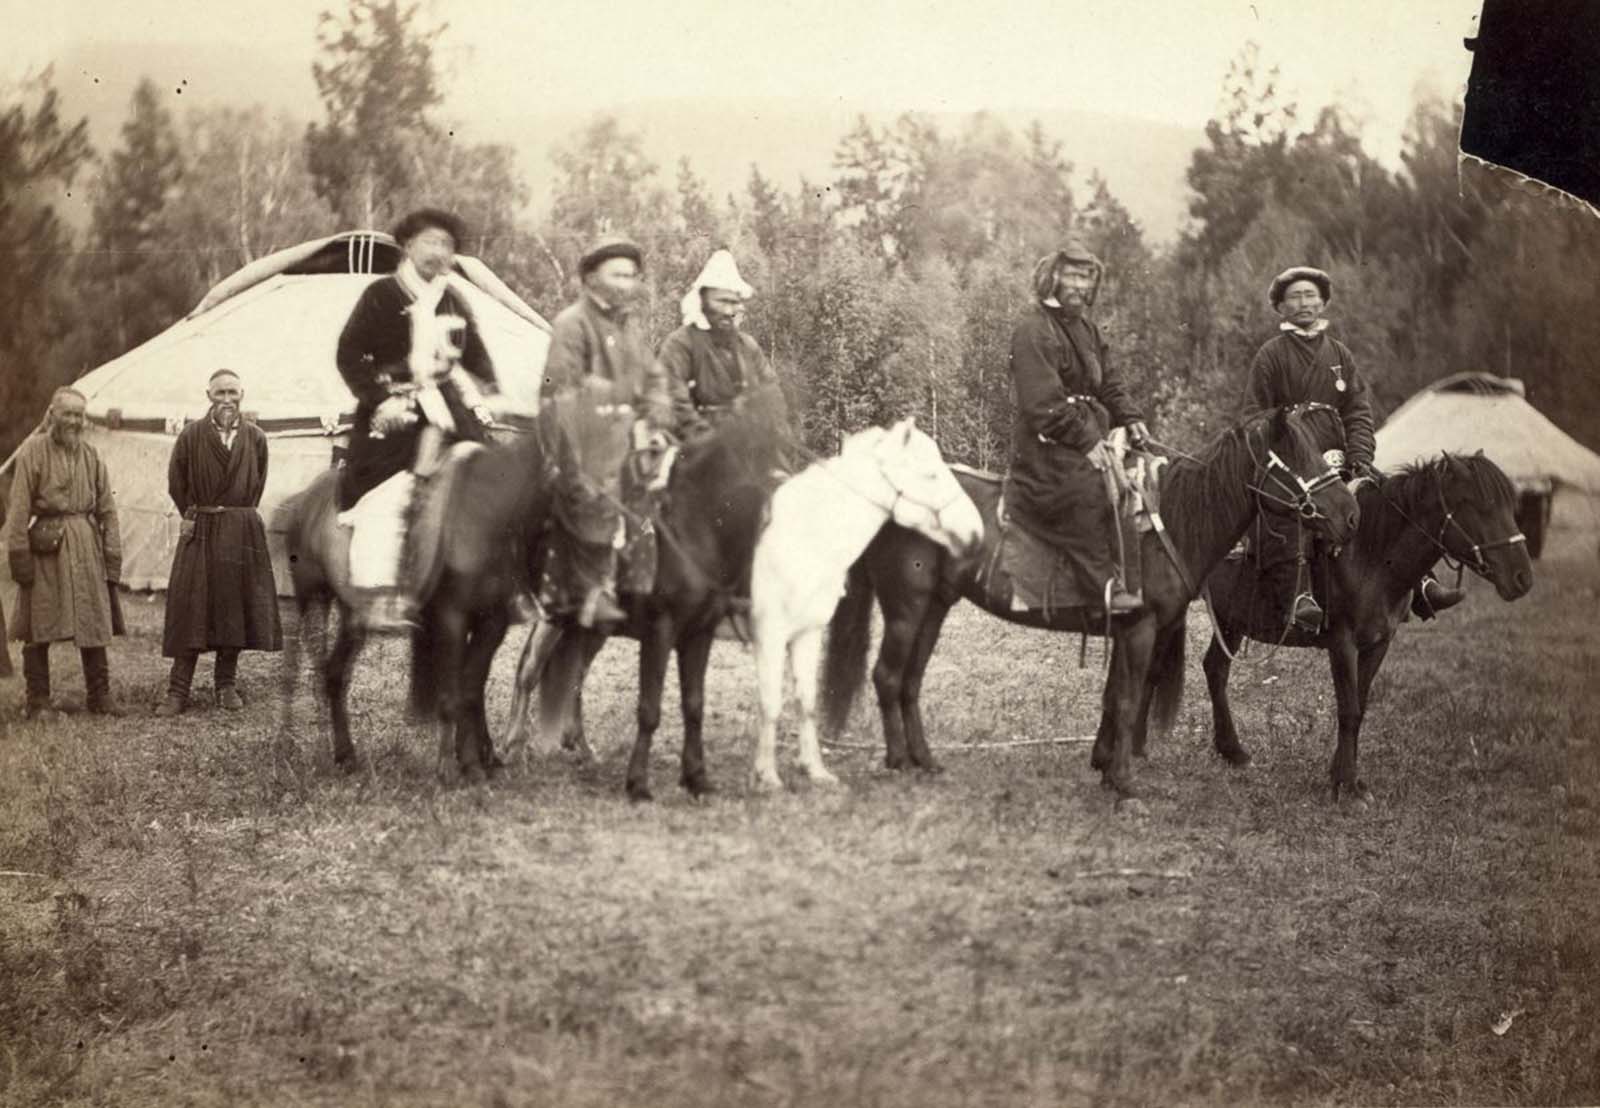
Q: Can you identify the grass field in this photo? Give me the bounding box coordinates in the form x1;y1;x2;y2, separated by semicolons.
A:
2;525;1598;1107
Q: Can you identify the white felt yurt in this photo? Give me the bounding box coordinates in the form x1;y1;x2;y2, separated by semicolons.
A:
1;230;551;594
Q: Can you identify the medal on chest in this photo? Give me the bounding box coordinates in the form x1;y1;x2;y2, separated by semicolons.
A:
1330;362;1347;393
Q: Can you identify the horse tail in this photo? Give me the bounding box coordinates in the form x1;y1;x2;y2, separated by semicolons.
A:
821;557;876;739
1148;619;1187;740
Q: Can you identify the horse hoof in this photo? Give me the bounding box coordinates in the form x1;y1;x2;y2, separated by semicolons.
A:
802;768;841;789
681;774;716;798
750;771;784;794
1089;750;1110;773
916;760;946;777
626;779;653;803
1218;745;1253;768
334;752;359;775
461;763;488;786
883;757;911;773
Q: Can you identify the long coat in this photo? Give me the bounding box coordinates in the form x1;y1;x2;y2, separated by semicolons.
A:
4;433;122;646
335;275;496;510
1006;304;1144;595
1243;330;1376;469
161;417;283;657
1242;329;1377;569
654;325;776;436
541;294;672;423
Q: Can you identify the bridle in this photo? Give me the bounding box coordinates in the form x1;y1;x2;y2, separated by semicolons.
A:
1368;467;1526;581
1245;403;1347;523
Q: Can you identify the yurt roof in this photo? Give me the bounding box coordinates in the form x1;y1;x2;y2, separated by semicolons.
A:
1374;372;1600;494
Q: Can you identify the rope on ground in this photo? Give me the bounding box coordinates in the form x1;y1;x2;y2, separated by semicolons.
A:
1067;868;1192;880
819;734;1096;751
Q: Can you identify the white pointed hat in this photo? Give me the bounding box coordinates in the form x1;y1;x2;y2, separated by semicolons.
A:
681;249;755;329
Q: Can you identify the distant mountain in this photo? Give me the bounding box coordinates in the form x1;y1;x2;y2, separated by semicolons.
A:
50;41;1200;243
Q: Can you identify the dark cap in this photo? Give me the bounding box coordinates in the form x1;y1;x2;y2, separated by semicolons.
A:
1269;266;1332;307
392;208;466;248
579;234;644;277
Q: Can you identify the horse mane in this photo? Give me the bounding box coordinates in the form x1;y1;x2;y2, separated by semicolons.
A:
1363;452;1517;550
1158;411;1273;556
675;391;795;492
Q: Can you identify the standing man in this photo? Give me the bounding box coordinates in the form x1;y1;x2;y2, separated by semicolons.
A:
4;387;125;718
1244;266;1462;630
655;248;780;439
155;369;283;716
335;207;498;627
538;234;673;627
1006;240;1149;616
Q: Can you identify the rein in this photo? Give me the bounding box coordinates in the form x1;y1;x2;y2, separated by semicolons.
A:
1366;468;1526;582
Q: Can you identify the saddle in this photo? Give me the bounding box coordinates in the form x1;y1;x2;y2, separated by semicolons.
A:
962;438;1167;620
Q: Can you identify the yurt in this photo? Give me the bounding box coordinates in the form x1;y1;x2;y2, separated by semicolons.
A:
1;231;551;594
1374;372;1600;557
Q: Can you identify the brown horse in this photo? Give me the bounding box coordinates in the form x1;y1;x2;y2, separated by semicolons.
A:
820;403;1361;803
1199;451;1534;802
280;425;555;778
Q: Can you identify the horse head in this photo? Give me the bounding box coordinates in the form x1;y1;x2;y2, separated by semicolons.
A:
851;418;983;558
1254;403;1361;545
1431;452;1534;601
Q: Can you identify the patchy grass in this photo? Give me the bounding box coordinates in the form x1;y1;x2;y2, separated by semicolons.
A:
2;534;1598;1107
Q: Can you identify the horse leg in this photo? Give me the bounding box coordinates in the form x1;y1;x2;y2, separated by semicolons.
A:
430;600;470;784
505;618;561;754
1350;637;1392;799
872;608;924;771
1326;630;1365;804
563;634;604;760
1099;620;1156;802
676;628;716;796
900;597;954;774
626;618;674;802
1202;628;1251;766
750;620;787;792
792;627;839;787
463;602;511;776
324;609;364;769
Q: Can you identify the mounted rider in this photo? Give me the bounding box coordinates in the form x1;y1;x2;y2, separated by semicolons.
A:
655;248;782;440
1242;265;1464;632
538;234;675;629
334;207;499;629
1006;239;1150;617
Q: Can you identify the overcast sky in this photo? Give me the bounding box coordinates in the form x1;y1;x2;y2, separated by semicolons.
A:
5;0;1479;165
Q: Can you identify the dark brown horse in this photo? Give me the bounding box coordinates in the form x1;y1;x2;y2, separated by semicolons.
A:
1199;451;1534;802
821;403;1361;802
280;425;555;779
510;397;789;801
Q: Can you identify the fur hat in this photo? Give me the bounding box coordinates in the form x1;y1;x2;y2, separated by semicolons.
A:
1269;266;1332;307
579;234;645;278
1031;238;1104;306
392;208;467;248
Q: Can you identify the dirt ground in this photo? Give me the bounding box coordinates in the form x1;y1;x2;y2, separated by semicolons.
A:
2;523;1597;1106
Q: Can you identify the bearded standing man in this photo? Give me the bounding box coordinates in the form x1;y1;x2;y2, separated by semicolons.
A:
155;369;283;716
4;387;125;718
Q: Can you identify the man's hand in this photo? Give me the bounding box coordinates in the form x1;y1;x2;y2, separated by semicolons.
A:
9;550;34;589
1125;420;1150;449
1084;439;1113;472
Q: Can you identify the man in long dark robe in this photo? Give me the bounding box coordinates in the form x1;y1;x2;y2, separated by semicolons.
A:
334;208;498;627
1242;266;1462;630
1006;241;1149;615
4;388;125;718
538;234;673;627
655;249;780;439
155;369;283;716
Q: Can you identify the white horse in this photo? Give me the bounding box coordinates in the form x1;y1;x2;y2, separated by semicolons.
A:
750;418;983;790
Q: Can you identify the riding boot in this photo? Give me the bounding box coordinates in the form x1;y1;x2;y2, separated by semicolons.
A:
82;646;126;717
22;643;53;719
1410;574;1465;621
157;651;198;716
214;648;243;709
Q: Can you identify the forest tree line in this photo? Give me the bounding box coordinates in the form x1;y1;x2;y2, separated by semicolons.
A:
5;3;1598;467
